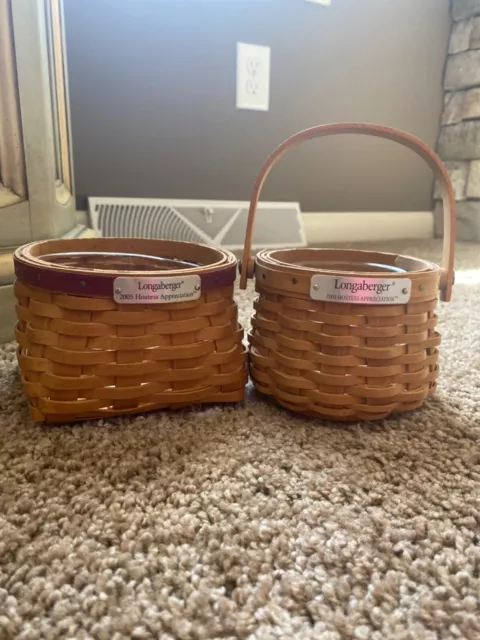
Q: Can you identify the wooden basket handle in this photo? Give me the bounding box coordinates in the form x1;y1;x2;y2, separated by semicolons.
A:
239;122;455;302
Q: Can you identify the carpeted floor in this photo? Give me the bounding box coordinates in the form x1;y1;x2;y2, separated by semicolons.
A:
0;240;479;640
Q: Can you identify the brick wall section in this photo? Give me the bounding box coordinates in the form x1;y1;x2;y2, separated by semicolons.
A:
436;0;480;239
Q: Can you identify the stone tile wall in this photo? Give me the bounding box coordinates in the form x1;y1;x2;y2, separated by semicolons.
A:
436;0;480;239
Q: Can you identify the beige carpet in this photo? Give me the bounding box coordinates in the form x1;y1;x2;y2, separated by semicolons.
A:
0;240;479;640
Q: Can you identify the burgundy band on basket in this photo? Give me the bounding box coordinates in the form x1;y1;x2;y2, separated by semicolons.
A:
14;259;237;297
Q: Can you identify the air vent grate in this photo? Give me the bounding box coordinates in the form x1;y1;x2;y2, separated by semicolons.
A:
94;203;206;244
88;198;306;250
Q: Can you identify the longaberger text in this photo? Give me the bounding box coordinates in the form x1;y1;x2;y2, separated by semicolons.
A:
334;279;392;295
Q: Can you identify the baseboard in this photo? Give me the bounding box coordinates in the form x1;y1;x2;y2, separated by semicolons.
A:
0;284;15;344
302;211;434;245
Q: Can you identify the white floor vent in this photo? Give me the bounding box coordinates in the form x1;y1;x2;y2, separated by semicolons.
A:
88;198;306;250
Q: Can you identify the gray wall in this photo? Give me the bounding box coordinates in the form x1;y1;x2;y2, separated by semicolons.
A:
64;0;451;212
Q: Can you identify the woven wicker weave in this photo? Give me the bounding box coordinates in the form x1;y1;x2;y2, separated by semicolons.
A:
240;123;455;421
14;238;247;423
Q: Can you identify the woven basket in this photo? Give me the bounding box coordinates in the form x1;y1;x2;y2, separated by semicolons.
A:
240;123;456;421
14;238;247;423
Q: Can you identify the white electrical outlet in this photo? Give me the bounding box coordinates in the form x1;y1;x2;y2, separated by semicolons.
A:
236;42;270;112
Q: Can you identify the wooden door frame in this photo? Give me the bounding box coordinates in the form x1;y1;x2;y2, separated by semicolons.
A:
9;0;77;243
1;0;80;250
0;0;94;342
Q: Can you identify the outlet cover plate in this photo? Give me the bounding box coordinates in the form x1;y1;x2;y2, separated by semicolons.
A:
236;42;270;112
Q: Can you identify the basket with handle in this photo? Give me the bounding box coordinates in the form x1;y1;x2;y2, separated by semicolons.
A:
240;123;455;421
14;237;247;423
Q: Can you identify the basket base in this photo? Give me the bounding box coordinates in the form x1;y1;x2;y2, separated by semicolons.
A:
250;376;436;423
28;389;246;424
253;385;433;422
276;397;429;422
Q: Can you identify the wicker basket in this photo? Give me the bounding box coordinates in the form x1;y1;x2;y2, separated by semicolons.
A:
240;123;456;421
14;238;247;422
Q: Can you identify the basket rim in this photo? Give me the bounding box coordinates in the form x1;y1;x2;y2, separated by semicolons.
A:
256;248;441;278
14;238;237;298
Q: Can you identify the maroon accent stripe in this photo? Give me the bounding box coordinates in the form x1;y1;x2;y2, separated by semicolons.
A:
14;258;237;298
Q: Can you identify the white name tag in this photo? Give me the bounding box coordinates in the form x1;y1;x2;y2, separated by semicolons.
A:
310;275;412;305
113;275;201;304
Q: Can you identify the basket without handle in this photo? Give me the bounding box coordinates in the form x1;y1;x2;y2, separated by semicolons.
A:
14;238;248;423
240;122;455;421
